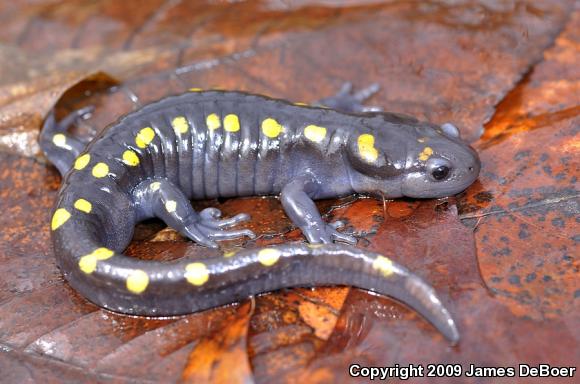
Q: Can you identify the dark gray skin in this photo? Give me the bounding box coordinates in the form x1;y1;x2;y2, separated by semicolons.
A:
39;85;480;344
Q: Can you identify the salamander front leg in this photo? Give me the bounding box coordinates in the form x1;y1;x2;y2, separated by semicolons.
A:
315;82;382;113
281;174;356;244
134;179;255;248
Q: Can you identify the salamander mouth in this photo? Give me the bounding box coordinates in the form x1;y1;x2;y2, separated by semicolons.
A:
401;168;479;198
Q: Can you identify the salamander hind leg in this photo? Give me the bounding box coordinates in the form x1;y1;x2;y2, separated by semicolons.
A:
315;82;382;113
39;106;95;176
133;179;255;248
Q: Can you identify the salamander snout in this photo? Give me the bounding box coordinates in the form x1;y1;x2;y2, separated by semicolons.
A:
401;126;481;199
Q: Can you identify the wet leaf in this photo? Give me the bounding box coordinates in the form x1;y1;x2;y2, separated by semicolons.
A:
0;1;578;383
182;302;254;384
0;70;115;157
462;10;580;320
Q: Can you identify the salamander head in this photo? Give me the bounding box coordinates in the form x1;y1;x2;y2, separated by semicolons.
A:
401;122;480;198
346;118;480;199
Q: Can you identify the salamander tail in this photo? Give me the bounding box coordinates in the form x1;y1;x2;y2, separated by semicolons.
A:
50;200;459;344
230;243;460;344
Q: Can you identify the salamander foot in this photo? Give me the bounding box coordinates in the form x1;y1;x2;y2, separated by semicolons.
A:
316;82;382;113
199;207;251;229
182;218;256;249
183;208;255;248
302;221;357;245
39;106;96;175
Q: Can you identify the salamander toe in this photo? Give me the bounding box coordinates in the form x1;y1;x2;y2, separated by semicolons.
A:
315;82;382;113
200;211;251;229
303;222;357;245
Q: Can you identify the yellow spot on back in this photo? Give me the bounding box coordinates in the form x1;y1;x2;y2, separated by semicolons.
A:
185;262;210;286
165;200;177;213
189;88;203;92
261;118;283;138
74;199;92;213
172;116;189;134
74;154;91;170
122;150;139;166
224;114;240;132
150;182;161;191
294;102;308;106
418;147;434;161
258;248;281;267
206;113;221;130
224;250;237;258
51;208;71;230
304;125;327;143
135;127;155;148
78;247;114;274
126;270;149;294
306;243;324;249
358;134;379;163
372;255;394;277
92;162;109;178
52;134;67;148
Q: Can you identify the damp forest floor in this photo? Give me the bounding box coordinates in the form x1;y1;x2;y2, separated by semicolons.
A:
0;1;578;383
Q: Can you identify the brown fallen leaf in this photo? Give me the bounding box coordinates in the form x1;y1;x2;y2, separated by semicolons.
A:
0;70;115;157
462;10;580;320
0;1;578;383
298;299;340;340
0;45;178;158
182;302;255;384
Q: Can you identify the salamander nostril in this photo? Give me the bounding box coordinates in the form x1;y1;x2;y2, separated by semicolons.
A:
468;166;474;172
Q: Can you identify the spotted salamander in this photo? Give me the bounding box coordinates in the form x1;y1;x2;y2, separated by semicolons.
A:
40;84;480;344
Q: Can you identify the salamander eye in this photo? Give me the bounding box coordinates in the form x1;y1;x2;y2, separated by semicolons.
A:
432;165;450;181
426;158;452;181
